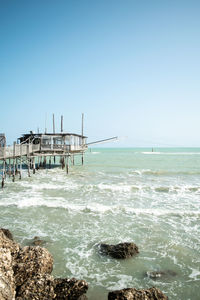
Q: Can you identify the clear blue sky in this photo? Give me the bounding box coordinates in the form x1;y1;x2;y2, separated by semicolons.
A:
0;0;200;146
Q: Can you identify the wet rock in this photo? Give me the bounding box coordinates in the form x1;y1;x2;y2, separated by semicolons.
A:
0;229;20;259
16;273;55;300
32;236;46;246
0;228;14;240
108;287;168;300
99;242;139;259
0;248;16;300
146;270;177;279
54;277;89;300
13;245;53;286
0;229;89;300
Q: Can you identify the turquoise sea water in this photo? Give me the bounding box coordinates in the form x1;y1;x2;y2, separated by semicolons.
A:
0;148;200;299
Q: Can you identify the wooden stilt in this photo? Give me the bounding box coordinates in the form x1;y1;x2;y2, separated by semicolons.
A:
39;156;42;168
82;153;84;165
42;156;44;168
16;158;18;174
33;157;36;174
12;142;16;182
2;159;5;188
4;160;7;180
36;156;39;170
44;156;46;168
9;158;11;177
61;157;65;169
66;156;69;174
49;156;51;168
19;157;22;179
12;160;15;182
27;144;30;177
19;144;22;179
27;159;30;177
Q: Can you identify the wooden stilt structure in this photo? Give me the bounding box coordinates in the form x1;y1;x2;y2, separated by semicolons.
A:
0;115;117;188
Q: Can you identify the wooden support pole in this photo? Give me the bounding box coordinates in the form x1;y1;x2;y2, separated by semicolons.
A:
12;142;16;182
42;156;44;168
61;157;65;169
4;160;7;180
33;157;36;174
44;156;46;168
19;144;22;179
9;158;11;177
28;159;31;177
49;156;51;169
82;113;84;139
53;114;55;134
61;115;63;133
82;153;84;165
27;144;30;177
66;156;69;174
36;156;39;170
39;156;42;168
2;159;5;188
19;158;22;180
16;158;18;174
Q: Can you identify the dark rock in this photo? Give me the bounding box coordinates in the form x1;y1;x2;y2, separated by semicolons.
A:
13;245;53;286
99;242;139;259
16;273;55;300
54;277;88;300
108;287;168;300
146;270;177;279
32;236;46;246
0;228;14;240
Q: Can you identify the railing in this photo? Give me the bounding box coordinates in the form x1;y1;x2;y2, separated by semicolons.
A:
0;142;87;159
40;144;70;151
0;144;40;159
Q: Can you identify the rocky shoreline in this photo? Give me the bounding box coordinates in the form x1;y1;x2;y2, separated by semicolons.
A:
0;228;168;299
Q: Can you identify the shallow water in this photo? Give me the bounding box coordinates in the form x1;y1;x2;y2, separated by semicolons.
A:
0;148;200;299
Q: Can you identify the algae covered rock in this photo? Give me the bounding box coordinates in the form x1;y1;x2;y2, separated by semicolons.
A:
146;269;177;279
108;287;168;300
16;273;55;300
99;242;139;259
54;277;89;300
13;245;53;286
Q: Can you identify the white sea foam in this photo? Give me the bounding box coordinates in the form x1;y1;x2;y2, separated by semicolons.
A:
1;197;199;218
97;183;131;193
142;151;200;155
18;180;79;192
189;269;200;279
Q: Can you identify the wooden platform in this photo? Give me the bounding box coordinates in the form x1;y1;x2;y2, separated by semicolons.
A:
0;132;88;188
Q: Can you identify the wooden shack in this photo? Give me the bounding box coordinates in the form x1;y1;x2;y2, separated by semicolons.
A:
18;132;88;154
